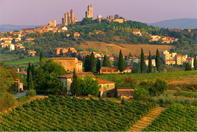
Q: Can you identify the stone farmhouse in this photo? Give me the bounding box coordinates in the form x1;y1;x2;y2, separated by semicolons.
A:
27;50;36;56
52;47;77;55
50;57;83;73
145;59;156;66
59;72;116;97
11;78;23;92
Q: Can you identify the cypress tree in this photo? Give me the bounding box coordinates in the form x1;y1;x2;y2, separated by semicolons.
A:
185;63;191;71
84;55;91;72
96;59;101;73
70;69;79;95
90;52;96;72
31;64;35;81
27;62;31;88
28;71;34;89
194;55;197;70
118;50;124;72
103;54;110;67
156;49;161;72
39;51;44;66
140;48;145;73
148;50;152;73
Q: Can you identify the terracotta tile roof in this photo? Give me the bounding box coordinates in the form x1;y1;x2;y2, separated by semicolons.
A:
117;88;135;91
78;60;83;63
50;57;76;60
186;57;194;60
59;72;95;79
100;67;118;70
15;78;20;81
97;78;115;84
176;54;182;57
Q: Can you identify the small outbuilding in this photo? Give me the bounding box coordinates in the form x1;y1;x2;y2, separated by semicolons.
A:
117;88;135;99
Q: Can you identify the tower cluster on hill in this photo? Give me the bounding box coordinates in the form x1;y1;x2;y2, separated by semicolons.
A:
85;4;93;18
62;9;78;25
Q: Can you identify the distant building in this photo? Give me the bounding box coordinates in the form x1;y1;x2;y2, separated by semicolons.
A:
86;4;93;18
145;59;156;66
59;72;116;97
49;20;56;27
117;88;135;99
74;32;80;38
132;31;142;36
27;50;36;56
63;9;75;25
50;57;83;73
186;57;194;68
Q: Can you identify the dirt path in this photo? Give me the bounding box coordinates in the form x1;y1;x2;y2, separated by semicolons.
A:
129;107;166;131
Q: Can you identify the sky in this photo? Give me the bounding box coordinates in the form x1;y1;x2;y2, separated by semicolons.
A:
0;0;197;25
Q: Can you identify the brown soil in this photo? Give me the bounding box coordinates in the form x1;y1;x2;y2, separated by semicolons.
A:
77;41;176;56
129;107;166;131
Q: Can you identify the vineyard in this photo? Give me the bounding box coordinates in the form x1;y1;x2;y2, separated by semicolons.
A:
0;96;156;131
143;104;197;131
174;91;197;98
96;71;197;81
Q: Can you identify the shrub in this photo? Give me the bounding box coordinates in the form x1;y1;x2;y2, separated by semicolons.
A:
0;92;16;110
26;90;36;97
175;87;181;92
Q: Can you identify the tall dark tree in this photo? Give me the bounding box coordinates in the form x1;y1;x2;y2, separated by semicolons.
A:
156;49;161;72
31;64;35;80
118;50;124;72
194;55;197;70
96;59;101;73
27;62;32;88
28;71;34;90
84;55;91;72
148;50;152;73
185;62;191;71
70;69;79;95
103;54;110;67
90;52;96;72
39;51;44;66
140;48;145;73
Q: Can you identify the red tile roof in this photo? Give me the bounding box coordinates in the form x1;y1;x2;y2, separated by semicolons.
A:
176;54;182;57
166;60;175;61
97;78;115;84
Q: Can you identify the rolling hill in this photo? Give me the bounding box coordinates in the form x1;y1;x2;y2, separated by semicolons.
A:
148;18;197;29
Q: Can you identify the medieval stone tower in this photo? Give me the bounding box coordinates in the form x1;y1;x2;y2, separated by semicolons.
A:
85;4;93;18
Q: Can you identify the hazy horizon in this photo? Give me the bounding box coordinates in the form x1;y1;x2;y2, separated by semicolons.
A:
0;0;197;25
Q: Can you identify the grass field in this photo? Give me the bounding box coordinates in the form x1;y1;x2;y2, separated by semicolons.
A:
5;56;39;66
96;71;197;87
0;96;156;131
144;104;197;131
77;41;176;56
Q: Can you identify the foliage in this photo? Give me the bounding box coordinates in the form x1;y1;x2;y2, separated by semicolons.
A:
0;96;156;131
34;59;66;94
134;88;149;101
0;65;15;92
0;92;16;110
28;71;34;89
75;47;84;52
156;49;161;71
70;69;79;95
84;55;91;72
144;104;197;131
185;62;191;71
174;91;197;98
140;48;145;73
148;50;152;73
77;76;100;96
148;79;168;96
4;56;39;66
16;96;30;103
90;52;96;72
96;59;101;72
103;54;110;67
26;90;36;97
118;50;124;72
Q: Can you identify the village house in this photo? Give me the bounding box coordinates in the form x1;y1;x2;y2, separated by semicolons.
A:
149;35;161;42
58;72;116;97
117;88;135;99
50;57;83;73
145;59;156;66
100;66;133;74
27;50;36;56
165;60;176;65
74;32;80;38
52;47;77;55
11;78;23;92
186;57;194;68
15;43;26;50
176;54;187;65
132;31;142;36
